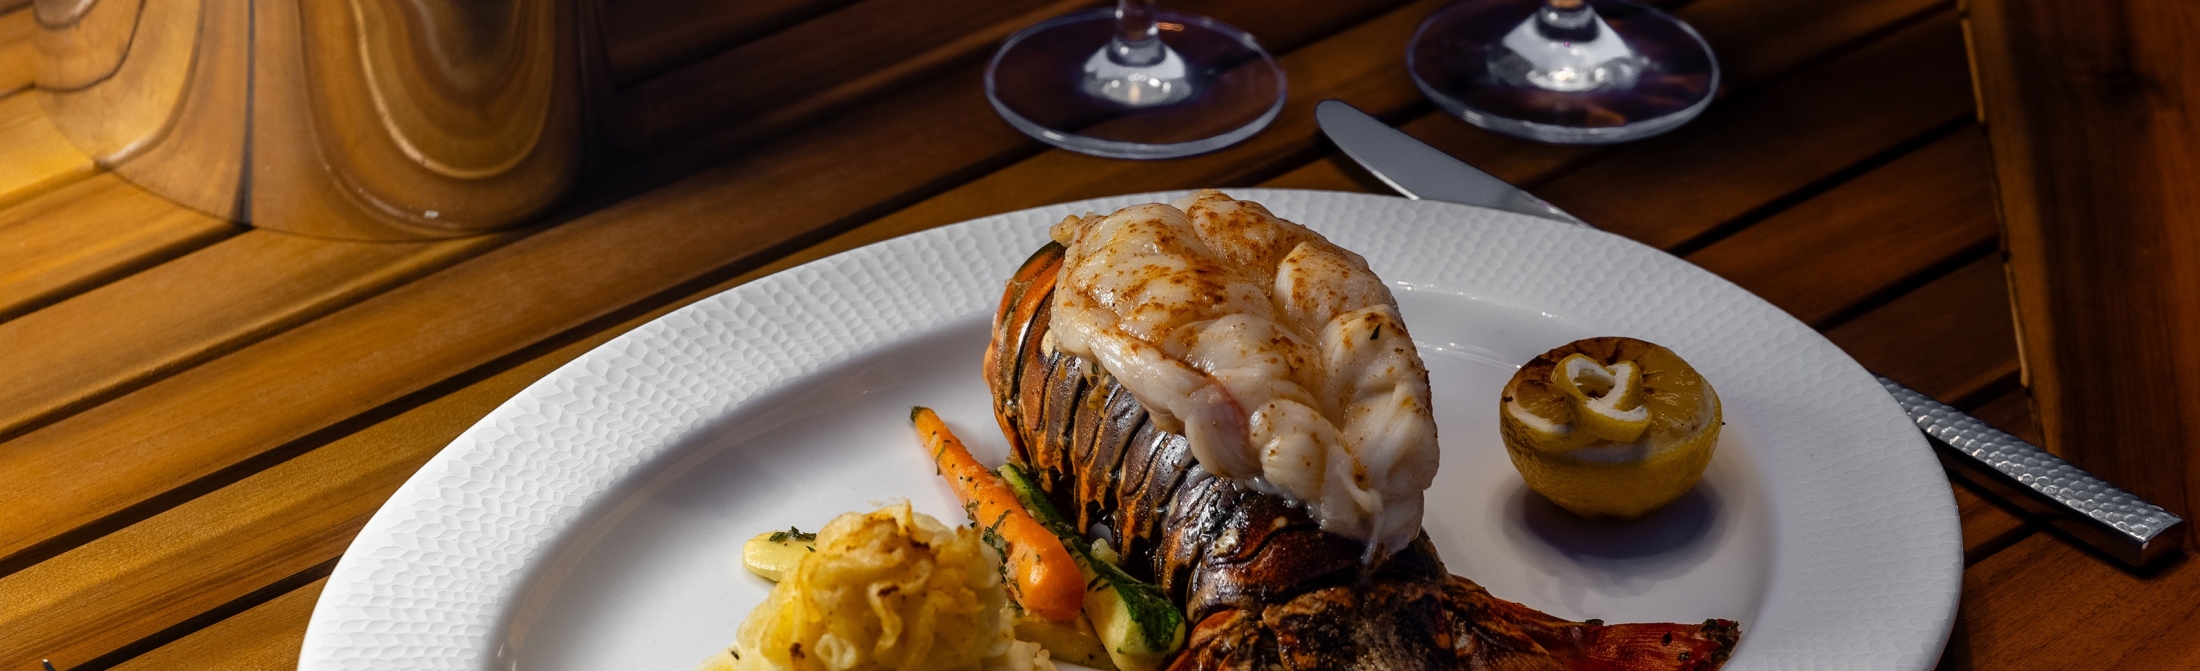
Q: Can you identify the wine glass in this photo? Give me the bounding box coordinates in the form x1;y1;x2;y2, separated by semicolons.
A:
985;0;1286;160
1408;0;1718;144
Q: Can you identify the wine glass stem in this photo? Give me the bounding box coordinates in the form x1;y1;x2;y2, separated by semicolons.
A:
1110;0;1165;67
1536;0;1600;42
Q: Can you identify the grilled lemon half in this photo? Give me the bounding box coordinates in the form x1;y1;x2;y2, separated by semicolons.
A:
1500;336;1720;519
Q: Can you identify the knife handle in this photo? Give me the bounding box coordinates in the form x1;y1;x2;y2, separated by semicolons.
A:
1876;376;2184;566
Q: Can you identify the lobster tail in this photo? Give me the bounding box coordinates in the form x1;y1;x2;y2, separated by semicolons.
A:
985;241;1738;671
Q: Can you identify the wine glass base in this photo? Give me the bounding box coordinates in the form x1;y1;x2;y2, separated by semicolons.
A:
1451;93;1712;144
1410;0;1719;145
986;9;1285;160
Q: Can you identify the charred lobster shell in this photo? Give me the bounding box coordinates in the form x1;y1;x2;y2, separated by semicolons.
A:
985;242;1739;671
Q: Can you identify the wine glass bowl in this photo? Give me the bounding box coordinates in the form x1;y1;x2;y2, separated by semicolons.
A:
986;4;1285;160
1410;0;1719;144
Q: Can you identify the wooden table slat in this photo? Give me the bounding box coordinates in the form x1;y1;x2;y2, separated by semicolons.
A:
0;227;829;667
0;229;515;439
1947;532;2200;669
1823;256;2019;407
1538;11;1975;251
607;0;1094;160
1954;484;2032;565
1686;128;1997;328
0;334;562;665
601;0;856;86
107;579;329;671
0;174;238;321
1690;0;1947;89
0;94;100;213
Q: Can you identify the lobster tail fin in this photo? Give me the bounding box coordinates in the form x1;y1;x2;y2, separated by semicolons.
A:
986;242;1066;470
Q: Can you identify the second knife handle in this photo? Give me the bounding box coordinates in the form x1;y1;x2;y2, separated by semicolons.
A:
1877;376;2183;566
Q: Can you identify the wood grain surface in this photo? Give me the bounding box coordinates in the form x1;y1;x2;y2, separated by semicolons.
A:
1686;129;1997;328
0;8;30;96
602;0;857;85
0;229;515;439
0;0;2179;669
1827;258;2020;406
1950;534;2200;669
0;175;236;321
1964;0;2200;533
107;580;329;671
0;94;97;211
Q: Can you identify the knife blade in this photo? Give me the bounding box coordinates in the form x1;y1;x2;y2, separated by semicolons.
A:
1316;101;1587;225
1315;99;2184;566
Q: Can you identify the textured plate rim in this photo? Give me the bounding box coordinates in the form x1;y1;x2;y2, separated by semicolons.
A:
299;189;1960;670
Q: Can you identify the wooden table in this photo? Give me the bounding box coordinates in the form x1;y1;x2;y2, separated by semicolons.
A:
0;0;2189;668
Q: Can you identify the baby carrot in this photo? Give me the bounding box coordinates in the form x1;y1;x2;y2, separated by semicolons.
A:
913;406;1084;621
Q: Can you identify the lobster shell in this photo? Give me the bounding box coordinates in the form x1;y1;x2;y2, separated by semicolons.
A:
985;241;1739;671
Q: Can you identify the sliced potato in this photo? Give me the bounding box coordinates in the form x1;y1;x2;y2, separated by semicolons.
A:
741;527;817;581
1015;613;1117;670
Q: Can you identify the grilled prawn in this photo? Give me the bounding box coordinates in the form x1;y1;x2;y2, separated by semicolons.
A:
983;192;1738;671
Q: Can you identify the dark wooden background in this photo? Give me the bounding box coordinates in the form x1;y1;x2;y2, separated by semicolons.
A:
0;0;2192;668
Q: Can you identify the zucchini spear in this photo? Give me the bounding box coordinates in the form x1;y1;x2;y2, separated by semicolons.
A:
999;464;1187;671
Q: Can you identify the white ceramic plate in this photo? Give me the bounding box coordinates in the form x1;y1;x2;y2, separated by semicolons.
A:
300;189;1960;671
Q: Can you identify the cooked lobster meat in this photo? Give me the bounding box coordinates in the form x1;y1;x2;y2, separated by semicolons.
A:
982;193;1738;671
1042;192;1438;557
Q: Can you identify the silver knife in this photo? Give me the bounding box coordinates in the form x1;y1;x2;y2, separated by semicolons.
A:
1316;99;2183;566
